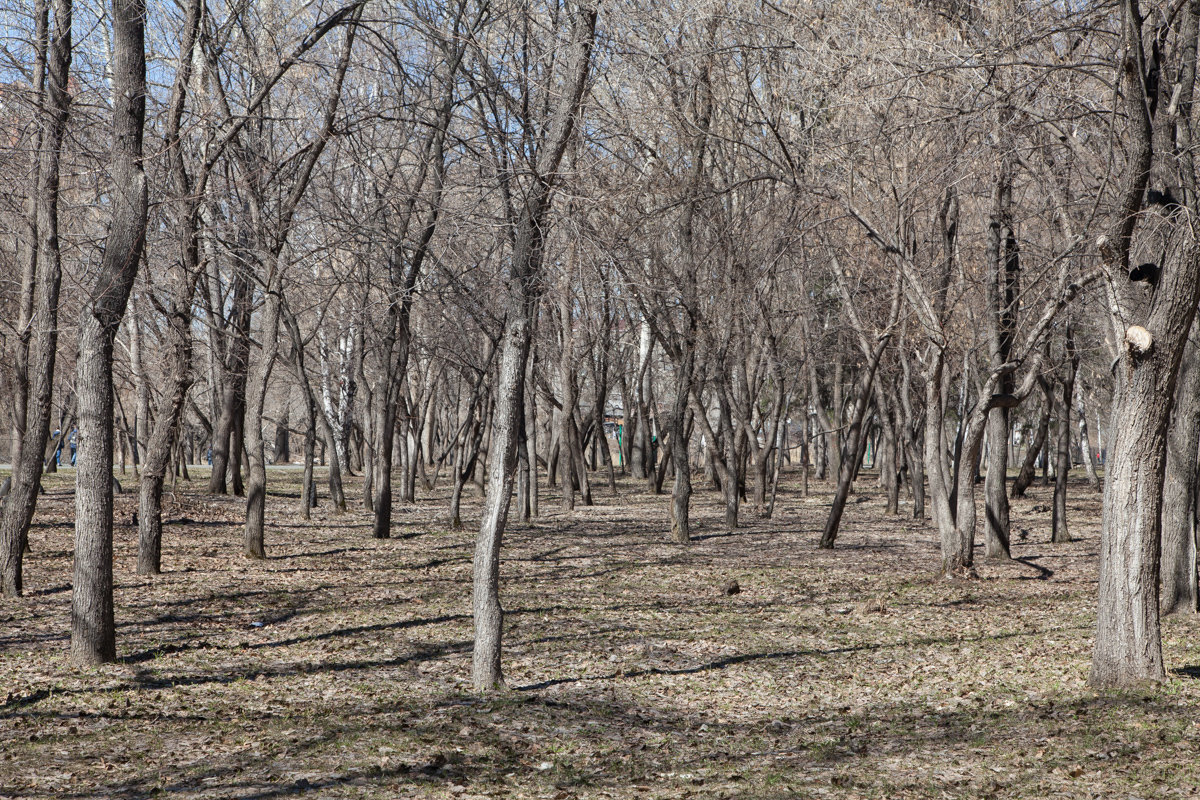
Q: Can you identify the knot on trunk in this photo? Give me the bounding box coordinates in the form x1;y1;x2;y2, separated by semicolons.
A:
1124;325;1153;356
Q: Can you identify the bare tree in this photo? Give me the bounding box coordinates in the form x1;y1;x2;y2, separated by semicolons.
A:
471;0;597;691
71;0;148;665
0;0;71;597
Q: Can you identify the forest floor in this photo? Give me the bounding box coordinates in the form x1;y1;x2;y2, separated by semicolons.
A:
2;466;1200;800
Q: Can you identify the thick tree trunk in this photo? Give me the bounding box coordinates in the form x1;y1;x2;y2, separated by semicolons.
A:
1092;352;1178;685
72;0;146;665
1091;0;1200;688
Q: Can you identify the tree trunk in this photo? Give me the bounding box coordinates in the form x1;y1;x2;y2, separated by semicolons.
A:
1078;395;1103;492
243;273;281;560
470;1;596;690
371;391;396;539
72;0;146;665
273;408;290;464
1162;327;1200;614
1091;0;1200;688
821;336;890;548
0;0;70;598
1011;375;1052;498
670;352;694;543
473;317;530;690
136;0;202;571
1052;324;1077;544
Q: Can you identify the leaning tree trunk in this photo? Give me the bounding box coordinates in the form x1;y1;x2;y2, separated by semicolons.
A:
243;272;282;560
137;319;194;574
1011;374;1052;498
136;0;201;575
72;0;146;665
471;0;595;691
0;0;70;598
820;337;889;548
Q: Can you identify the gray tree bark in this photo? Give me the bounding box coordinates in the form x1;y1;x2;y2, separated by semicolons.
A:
1052;324;1077;544
137;0;202;575
72;0;147;665
0;0;69;597
1162;326;1200;615
472;1;596;690
1092;0;1200;687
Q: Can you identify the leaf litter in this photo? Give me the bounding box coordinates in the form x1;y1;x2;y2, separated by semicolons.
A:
0;469;1198;799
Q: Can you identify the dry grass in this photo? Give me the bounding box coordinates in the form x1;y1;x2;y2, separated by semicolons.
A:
2;466;1199;799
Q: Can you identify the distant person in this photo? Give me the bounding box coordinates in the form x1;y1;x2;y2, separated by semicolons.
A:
52;428;61;466
68;427;77;466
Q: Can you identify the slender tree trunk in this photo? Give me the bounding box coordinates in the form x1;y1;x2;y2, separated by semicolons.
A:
527;351;539;518
1162;327;1200;614
1079;396;1103;492
0;0;69;597
1052;324;1077;544
471;1;595;691
820;338;890;548
473;318;531;690
137;0;202;570
670;351;694;543
243;272;282;560
372;393;396;539
1012;375;1052;498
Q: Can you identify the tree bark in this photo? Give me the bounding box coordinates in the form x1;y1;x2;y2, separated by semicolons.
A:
1052;325;1078;544
72;0;147;665
1011;374;1052;498
0;0;70;598
137;0;202;574
1091;0;1200;688
1162;326;1200;615
670;352;694;543
471;1;596;691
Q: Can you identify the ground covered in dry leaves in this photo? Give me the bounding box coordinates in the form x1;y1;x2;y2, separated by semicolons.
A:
2;466;1199;800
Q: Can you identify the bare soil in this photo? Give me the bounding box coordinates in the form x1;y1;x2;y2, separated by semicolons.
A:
2;467;1199;799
